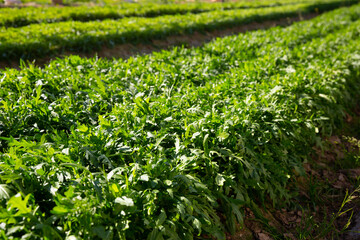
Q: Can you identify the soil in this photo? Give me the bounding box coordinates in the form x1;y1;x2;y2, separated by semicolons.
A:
0;12;318;70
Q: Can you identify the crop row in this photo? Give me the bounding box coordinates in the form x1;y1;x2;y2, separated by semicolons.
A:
0;0;357;62
0;0;320;28
1;4;360;239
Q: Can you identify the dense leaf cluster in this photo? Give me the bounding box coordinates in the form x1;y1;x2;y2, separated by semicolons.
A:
0;0;316;28
0;0;357;61
1;4;360;240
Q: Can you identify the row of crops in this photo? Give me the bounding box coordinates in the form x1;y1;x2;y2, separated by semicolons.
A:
1;2;360;239
0;0;320;28
1;0;357;61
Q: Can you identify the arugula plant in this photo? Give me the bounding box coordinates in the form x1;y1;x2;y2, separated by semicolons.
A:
0;0;328;28
0;0;357;61
0;4;360;239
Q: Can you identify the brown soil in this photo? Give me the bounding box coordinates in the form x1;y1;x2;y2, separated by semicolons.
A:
0;12;318;70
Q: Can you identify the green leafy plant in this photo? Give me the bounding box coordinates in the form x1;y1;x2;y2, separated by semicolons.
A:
0;0;325;28
0;0;357;61
1;3;360;239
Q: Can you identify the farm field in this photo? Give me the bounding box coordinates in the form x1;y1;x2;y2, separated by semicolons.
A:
0;0;357;61
0;0;325;28
1;0;360;239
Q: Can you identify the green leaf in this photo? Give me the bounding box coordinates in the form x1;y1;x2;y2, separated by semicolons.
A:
215;174;226;186
231;203;243;223
115;196;134;207
8;194;32;215
93;226;113;240
51;206;69;215
191;132;201;140
139;174;149;182
65;236;81;240
61;148;70;155
156;209;167;226
217;132;229;141
193;218;202;235
203;134;209;157
147;228;163;240
0;184;11;199
77;125;88;132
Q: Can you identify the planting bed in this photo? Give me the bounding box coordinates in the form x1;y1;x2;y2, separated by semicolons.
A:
0;2;360;240
0;0;320;28
0;0;356;61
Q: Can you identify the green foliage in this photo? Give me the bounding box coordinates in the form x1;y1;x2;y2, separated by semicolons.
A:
0;0;323;28
0;0;357;61
1;3;360;239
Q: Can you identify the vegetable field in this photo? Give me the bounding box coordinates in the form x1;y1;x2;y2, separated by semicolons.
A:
1;0;360;239
0;0;325;28
0;0;357;61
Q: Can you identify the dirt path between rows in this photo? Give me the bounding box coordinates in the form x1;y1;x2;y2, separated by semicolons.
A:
0;12;318;70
